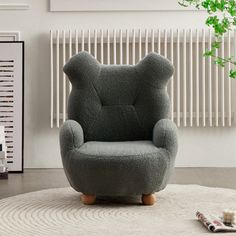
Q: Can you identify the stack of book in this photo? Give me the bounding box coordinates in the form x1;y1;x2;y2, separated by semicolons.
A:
0;126;8;179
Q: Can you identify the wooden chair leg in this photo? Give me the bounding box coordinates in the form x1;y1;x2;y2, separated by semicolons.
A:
142;194;156;205
81;194;96;205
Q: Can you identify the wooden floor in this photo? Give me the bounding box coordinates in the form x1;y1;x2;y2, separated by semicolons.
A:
0;168;236;199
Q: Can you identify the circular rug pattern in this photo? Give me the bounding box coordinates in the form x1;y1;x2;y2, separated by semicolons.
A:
0;184;235;236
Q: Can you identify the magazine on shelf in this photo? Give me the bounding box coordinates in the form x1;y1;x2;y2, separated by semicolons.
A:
196;211;236;233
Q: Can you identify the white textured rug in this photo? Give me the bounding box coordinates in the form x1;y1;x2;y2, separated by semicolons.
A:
0;185;236;236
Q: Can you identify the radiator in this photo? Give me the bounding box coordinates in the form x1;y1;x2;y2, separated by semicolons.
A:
50;29;235;128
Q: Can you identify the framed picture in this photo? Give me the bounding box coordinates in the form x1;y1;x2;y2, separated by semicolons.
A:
0;42;24;172
50;0;199;12
0;3;29;10
0;31;20;41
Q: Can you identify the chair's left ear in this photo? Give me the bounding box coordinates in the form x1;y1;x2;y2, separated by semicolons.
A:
63;51;100;87
136;52;174;88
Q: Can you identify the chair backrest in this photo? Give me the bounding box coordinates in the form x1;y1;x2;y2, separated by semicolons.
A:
63;51;174;142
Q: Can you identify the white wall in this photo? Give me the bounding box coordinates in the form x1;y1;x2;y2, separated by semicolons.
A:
0;0;236;168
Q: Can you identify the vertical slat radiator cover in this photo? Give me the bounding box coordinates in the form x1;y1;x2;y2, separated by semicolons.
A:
50;29;235;128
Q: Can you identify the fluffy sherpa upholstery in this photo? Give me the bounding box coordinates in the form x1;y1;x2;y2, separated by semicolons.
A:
60;51;178;196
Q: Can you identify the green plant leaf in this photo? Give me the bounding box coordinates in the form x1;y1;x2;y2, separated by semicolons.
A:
230;69;236;78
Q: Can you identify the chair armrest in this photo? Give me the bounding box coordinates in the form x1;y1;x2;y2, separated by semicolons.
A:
59;120;84;157
152;119;178;157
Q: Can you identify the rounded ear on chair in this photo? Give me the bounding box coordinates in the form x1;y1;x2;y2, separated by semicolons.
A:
63;51;100;87
136;52;174;88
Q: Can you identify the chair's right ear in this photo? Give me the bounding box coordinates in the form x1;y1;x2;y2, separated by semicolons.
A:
63;51;100;87
136;52;174;88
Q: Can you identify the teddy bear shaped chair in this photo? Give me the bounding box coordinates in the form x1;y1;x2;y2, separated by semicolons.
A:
60;51;178;205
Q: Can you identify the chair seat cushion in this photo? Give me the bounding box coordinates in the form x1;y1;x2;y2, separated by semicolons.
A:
65;141;171;196
79;140;159;157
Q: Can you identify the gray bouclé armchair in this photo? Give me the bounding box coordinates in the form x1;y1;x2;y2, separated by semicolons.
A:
60;51;178;205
